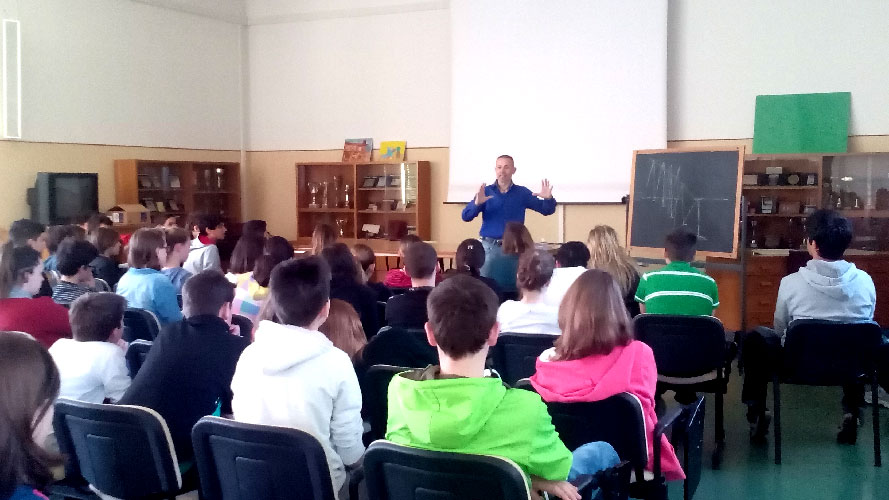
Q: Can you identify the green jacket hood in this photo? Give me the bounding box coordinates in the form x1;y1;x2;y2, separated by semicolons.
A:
390;370;507;449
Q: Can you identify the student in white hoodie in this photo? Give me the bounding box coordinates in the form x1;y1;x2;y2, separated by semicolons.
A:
231;256;364;498
183;212;226;275
742;209;876;445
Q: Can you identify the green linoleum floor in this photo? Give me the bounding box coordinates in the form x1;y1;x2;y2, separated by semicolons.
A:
666;369;889;500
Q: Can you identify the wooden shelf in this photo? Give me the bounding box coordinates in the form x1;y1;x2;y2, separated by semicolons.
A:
358;187;399;191
839;209;889;219
358;210;417;214
300;207;354;213
748;213;807;218
743;185;820;190
194;190;237;195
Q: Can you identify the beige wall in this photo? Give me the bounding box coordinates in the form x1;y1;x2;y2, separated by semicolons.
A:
5;135;888;248
0;141;240;224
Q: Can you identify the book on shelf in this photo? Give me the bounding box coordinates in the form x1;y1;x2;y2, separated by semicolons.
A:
343;138;373;162
169;174;181;188
379;141;406;161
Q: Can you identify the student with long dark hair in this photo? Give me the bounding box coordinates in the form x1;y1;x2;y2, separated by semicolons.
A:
0;243;71;348
323;243;380;338
530;270;684;481
443;238;502;300
231;237;294;323
228;220;268;277
0;331;63;500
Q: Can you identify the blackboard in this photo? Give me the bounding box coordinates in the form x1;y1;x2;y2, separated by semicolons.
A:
628;148;744;259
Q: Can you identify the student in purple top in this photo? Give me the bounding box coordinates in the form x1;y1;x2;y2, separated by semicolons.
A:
461;155;556;277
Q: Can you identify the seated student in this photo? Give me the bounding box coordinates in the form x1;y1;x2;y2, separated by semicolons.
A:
323;243;380;338
497;249;560;335
0;331;63;500
587;225;641;317
311;223;337;256
530;269;685;481
231;257;364;498
116;228;183;326
319;299;367;364
51;239;102;306
49;293;130;403
386;275;618;500
442;238;503;301
483;222;534;295
226;220;268;282
352;243;391;302
42;225;85;274
385;241;439;330
119;271;248;460
383;234;423;288
77;213;113;235
183;213;226;275
634;227;718;316
743;210;876;444
0;244;71;348
88;226;124;289
542;241;590;308
160;227;193;293
231;236;294;323
8;219;51;299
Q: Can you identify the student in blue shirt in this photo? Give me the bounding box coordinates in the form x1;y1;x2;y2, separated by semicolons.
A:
116;228;183;326
461;155;556;276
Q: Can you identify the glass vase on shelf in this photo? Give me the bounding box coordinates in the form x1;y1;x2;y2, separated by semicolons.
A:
343;184;352;208
332;175;342;208
215;168;225;191
321;181;330;208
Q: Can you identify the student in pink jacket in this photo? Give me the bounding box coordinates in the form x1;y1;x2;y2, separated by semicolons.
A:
530;269;685;481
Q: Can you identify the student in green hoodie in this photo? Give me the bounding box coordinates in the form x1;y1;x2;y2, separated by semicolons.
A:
386;275;618;500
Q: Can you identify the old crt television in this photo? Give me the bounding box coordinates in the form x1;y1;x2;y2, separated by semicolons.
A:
27;173;99;225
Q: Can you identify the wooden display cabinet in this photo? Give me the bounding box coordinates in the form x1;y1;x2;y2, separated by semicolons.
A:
114;160;241;226
295;161;430;244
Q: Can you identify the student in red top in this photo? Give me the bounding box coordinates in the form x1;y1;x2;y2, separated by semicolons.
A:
0;243;71;348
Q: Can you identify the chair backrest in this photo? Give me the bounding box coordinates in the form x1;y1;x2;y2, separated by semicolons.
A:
364;440;530;500
125;339;153;378
489;333;558;386
363;326;438;368
633;314;726;378
781;319;883;386
544;393;649;472
671;396;705;500
231;314;253;338
364;365;411;443
123;307;161;342
93;278;110;292
53;398;181;499
191;416;336;500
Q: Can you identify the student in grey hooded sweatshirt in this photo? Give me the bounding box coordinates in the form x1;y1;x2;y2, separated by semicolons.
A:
742;209;876;445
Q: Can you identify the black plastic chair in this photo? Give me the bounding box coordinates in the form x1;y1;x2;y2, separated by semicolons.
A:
516;380;703;500
362;326;438;368
53;398;185;500
231;314;253;338
364;439;531;500
773;319;883;466
489;332;558;386
633;314;730;468
123;307;161;342
364;365;411;444
125;339;153;378
192;416;347;500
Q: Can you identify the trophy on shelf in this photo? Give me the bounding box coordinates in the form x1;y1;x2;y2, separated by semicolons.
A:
335;217;348;237
343;184;352;208
308;182;321;208
321;181;330;208
215;168;225;190
332;175;343;208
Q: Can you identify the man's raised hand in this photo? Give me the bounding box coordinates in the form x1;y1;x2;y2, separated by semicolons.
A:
475;183;493;205
532;179;553;199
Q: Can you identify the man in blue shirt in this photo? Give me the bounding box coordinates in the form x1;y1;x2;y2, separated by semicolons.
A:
461;155;556;276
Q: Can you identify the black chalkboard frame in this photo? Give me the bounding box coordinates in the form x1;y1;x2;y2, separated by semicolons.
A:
627;147;745;260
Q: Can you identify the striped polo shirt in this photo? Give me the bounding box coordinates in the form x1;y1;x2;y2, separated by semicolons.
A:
634;261;719;316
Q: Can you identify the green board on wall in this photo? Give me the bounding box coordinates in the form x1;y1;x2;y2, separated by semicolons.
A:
753;92;850;154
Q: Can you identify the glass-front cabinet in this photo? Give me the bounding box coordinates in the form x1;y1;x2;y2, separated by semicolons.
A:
824;154;889;251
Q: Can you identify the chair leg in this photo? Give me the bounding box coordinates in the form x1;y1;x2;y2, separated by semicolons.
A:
873;376;882;467
773;376;781;465
712;389;725;469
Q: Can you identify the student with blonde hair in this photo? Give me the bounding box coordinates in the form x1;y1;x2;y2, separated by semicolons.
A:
318;299;367;362
587;225;641;316
311;223;337;256
531;270;684;482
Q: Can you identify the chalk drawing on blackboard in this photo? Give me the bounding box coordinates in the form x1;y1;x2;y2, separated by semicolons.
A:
638;158;732;242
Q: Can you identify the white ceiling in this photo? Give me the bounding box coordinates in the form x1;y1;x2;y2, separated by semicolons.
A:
130;0;248;24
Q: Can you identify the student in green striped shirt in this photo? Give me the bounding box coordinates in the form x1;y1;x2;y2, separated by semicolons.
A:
634;227;718;316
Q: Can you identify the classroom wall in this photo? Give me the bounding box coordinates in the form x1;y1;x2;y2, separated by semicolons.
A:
0;0;242;149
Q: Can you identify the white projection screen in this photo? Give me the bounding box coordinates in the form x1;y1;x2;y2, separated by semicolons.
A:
448;1;667;203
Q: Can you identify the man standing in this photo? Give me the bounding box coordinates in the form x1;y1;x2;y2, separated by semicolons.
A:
461;155;556;275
